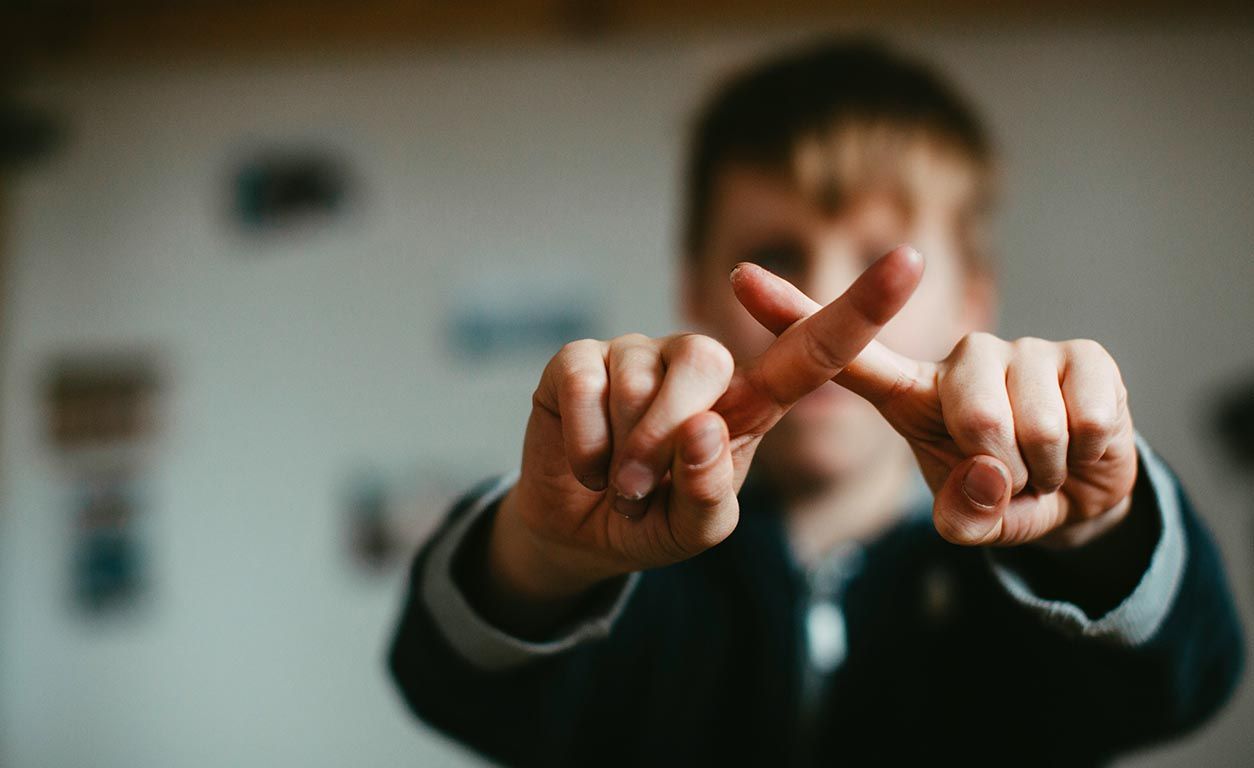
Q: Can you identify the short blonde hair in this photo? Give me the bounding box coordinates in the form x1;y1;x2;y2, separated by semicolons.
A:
683;37;998;274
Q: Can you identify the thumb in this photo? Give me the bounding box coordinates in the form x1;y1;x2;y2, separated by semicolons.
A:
932;455;1011;546
665;411;739;556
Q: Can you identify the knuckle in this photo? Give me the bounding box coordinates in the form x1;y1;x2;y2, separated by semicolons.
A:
960;331;998;350
612;332;650;348
560;337;600;357
530;384;548;412
1019;414;1067;447
615;369;660;404
946;331;1000;364
674;334;734;380
1070;406;1117;441
957;405;1008;446
561;369;606;402
1066;337;1109;360
1012;334;1043;347
877;368;919;407
1012;336;1055;356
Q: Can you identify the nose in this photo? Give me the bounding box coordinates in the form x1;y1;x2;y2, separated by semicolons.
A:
795;245;862;307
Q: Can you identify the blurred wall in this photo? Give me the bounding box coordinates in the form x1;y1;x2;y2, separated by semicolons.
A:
1;22;1251;768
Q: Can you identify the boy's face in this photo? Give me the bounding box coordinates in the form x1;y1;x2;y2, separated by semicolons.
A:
682;162;996;488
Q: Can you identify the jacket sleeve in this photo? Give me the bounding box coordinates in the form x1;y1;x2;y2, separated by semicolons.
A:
385;473;701;768
976;434;1245;756
986;432;1189;646
411;469;639;672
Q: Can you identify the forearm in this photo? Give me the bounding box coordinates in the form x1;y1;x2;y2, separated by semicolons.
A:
982;437;1244;749
387;474;640;766
389;552;597;768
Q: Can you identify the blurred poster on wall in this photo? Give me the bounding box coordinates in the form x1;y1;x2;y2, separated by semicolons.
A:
41;354;164;619
230;146;354;236
447;270;602;362
345;471;394;572
72;468;148;615
343;461;484;577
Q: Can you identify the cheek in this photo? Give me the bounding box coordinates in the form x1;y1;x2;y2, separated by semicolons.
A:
879;252;968;361
724;307;777;362
696;291;776;363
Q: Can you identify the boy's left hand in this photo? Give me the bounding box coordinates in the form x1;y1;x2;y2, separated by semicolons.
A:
734;261;1138;550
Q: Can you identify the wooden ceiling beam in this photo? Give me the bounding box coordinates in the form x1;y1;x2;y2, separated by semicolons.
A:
3;0;1251;74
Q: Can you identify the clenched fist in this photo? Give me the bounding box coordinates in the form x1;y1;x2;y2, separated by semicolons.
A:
484;246;924;625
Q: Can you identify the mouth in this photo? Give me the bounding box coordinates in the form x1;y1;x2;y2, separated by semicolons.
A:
790;380;856;417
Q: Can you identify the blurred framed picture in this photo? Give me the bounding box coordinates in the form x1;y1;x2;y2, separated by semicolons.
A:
71;468;147;616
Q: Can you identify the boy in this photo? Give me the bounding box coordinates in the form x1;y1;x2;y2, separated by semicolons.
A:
388;38;1244;766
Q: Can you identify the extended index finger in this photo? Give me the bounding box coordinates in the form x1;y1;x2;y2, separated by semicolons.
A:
742;245;924;408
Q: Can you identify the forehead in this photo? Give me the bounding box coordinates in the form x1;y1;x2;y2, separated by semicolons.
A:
704;148;977;246
701;166;910;259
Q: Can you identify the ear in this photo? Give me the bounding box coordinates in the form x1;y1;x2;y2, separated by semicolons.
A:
958;267;999;334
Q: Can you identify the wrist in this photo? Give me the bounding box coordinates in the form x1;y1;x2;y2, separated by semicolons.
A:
1034;493;1133;551
482;486;617;624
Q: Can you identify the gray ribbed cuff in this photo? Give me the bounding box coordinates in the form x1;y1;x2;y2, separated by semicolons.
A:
987;430;1187;647
420;468;641;671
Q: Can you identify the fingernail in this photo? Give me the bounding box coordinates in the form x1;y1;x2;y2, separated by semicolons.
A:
613;494;649;520
580;473;607;492
729;263;747;282
963;461;1006;508
682;423;722;467
615;460;655;500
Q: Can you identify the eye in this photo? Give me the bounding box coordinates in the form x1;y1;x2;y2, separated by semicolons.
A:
743;241;805;278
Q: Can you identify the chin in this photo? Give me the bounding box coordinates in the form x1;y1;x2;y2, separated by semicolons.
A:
758;408;885;488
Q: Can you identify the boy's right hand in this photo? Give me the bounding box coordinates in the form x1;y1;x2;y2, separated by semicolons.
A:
481;246;923;627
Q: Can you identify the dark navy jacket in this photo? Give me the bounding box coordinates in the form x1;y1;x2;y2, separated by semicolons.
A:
388;447;1244;767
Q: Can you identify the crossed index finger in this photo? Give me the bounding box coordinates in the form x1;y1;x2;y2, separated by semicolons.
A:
740;245;924;409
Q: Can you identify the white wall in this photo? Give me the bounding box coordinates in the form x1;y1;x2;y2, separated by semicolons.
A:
2;23;1251;767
